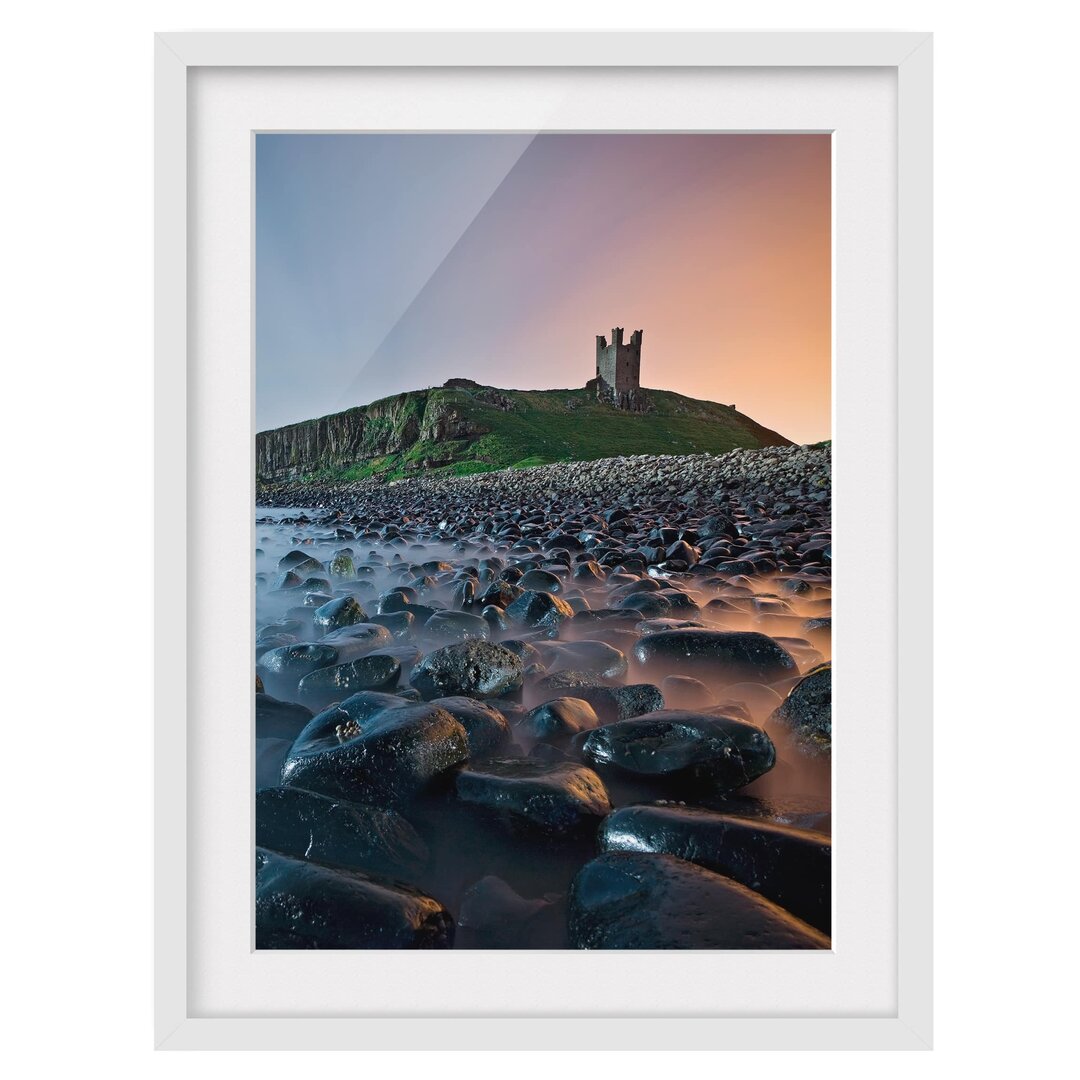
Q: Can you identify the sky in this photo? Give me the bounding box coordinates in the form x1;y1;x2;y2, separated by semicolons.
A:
256;133;830;444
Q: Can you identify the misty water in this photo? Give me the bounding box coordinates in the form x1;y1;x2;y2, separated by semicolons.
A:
254;488;831;950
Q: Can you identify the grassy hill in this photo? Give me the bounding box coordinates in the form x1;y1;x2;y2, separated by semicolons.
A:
255;381;792;484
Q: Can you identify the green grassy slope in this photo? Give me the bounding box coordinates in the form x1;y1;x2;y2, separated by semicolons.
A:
467;386;788;464
266;383;792;484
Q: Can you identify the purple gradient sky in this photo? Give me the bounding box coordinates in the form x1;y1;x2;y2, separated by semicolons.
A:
256;133;830;443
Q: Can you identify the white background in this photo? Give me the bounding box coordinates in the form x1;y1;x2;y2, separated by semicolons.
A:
1;0;1073;1074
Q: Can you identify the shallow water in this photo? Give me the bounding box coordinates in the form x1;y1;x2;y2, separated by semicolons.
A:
254;499;831;949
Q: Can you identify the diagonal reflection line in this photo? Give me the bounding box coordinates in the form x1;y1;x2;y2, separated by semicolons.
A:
334;132;542;411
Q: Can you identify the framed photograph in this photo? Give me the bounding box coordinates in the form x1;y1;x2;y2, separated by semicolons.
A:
156;30;932;1049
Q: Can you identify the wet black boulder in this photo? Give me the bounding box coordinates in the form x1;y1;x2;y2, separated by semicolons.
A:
321;622;394;656
617;592;671;618
697;514;737;541
296;652;402;707
409;640;524;701
633;629;798;684
369;611;415;639
312;595;368;636
423;610;491;644
540;640;629;680
256;786;428;878
455;758;612;834
599;804;831;932
520;697;601;743
256;642;338;693
505;590;574;629
520;568;564;594
478;580;522;609
279;550;324;572
571;683;665;724
271;570;303;591
582;709;775;793
770;662;832;753
255;848;453;949
428;696;511;757
281;702;469;806
568;852;828;949
288;691;409;758
532;669;608;696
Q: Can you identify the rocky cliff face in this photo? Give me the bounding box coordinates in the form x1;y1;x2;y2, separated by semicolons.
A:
256;390;483;480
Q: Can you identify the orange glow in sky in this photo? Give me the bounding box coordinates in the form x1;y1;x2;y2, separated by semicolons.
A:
258;133;831;444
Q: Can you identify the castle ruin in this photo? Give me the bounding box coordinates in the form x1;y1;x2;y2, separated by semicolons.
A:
595;327;648;410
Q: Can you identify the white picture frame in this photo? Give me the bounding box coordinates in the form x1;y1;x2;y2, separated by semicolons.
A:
155;30;932;1050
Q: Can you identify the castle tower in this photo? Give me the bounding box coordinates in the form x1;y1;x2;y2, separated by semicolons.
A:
595;327;645;410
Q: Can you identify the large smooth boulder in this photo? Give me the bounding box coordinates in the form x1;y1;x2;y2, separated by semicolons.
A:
505;590;574;629
256;642;338;692
258;626;396;695
369;611;416;639
519;568;564;594
532;670;608;696
270;570;303;591
574;683;665;724
288;691;409;758
423;610;491;644
409;640;524;700
539;640;629;680
697;514;737;541
312;596;368;636
520;697;601;743
633;629;798;684
278;550;324;573
582;709;775;793
533;680;664;724
256;786;428;878
617;592;672;617
321;622;394;655
376;589;414;614
255;848;453;949
281;702;469;806
770;663;832;752
296;653;402;707
428;696;511;757
568;852;829;949
455;758;611;833
599;805;831;932
477;580;522;609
